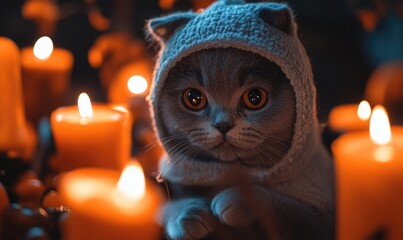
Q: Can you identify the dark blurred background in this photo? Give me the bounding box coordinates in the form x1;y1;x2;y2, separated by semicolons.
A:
0;0;402;122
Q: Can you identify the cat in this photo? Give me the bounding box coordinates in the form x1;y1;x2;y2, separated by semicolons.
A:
156;48;333;240
146;1;335;239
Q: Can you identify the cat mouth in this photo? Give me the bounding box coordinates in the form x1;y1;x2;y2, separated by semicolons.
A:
212;141;240;161
213;141;235;150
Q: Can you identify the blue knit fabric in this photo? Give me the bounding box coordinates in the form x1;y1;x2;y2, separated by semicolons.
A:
147;0;334;211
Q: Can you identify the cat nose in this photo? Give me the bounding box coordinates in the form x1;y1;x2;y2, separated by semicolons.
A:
212;122;235;135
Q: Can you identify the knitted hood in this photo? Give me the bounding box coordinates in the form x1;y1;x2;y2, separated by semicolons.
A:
147;0;334;211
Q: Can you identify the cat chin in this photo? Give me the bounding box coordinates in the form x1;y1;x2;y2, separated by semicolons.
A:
215;152;238;162
211;143;244;162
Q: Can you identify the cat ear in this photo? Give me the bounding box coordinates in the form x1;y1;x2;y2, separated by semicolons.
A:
259;5;296;35
147;12;197;43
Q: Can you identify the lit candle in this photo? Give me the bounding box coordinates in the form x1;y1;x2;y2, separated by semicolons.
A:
328;100;371;132
50;93;131;172
21;36;73;124
108;60;152;105
107;62;164;175
332;105;403;239
0;37;36;159
58;161;163;240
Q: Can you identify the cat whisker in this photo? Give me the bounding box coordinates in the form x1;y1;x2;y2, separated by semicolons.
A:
174;144;198;175
263;136;291;150
143;140;163;153
163;144;196;176
167;141;189;159
162;141;192;175
253;149;270;169
255;145;283;165
160;135;185;145
264;135;292;144
259;144;286;158
187;147;201;178
143;135;183;153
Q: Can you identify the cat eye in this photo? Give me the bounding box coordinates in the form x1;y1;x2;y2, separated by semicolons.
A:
242;88;267;110
182;88;207;111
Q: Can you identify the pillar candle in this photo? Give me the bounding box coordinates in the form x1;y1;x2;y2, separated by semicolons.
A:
332;105;403;240
108;59;152;105
328;100;371;132
58;161;163;240
22;0;58;36
50;93;131;172
0;37;36;159
0;183;10;238
108;61;164;175
21;36;73;125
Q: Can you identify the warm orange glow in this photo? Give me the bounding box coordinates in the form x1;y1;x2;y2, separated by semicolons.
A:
159;0;175;10
127;75;148;95
78;93;93;120
88;48;103;68
370;105;392;145
357;100;371;121
112;105;129;113
33;36;53;60
374;145;394;163
69;178;100;203
117;161;145;201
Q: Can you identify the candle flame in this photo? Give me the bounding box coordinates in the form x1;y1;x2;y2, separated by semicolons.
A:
78;93;93;119
374;145;394;163
127;75;148;95
370;105;391;145
357;100;371;121
117;161;145;201
33;36;53;60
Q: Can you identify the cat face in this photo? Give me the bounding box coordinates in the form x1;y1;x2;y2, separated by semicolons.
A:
158;48;295;168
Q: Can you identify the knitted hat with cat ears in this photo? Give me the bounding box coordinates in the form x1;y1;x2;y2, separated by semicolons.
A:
147;0;333;211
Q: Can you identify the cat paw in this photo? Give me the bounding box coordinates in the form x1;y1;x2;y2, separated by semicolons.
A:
160;199;214;240
166;209;213;240
211;187;260;227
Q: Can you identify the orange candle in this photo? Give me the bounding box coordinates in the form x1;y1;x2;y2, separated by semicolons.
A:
108;63;165;175
22;0;58;36
0;183;9;211
0;37;36;159
50;93;131;172
21;36;73;124
332;105;403;240
329;100;371;132
58;161;162;240
0;183;9;238
108;60;152;105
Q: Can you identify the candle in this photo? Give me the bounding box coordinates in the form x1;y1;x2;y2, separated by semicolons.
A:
22;0;58;36
58;161;162;240
108;64;150;126
0;37;36;159
332;105;403;240
108;60;152;105
0;182;10;237
328;100;371;132
88;33;149;90
0;183;9;212
50;93;131;172
21;36;73;125
364;61;403;124
107;61;164;175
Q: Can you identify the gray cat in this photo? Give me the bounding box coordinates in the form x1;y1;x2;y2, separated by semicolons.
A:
147;0;334;239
